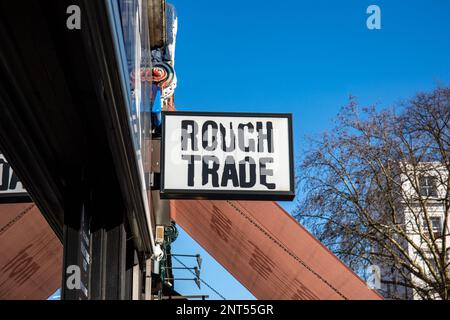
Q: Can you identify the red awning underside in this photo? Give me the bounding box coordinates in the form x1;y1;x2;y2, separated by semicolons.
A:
171;200;382;300
0;204;62;300
0;200;381;300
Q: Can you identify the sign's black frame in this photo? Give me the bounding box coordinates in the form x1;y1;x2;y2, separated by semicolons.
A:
0;193;32;204
160;111;295;201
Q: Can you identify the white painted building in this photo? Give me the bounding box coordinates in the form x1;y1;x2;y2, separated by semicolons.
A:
379;162;449;300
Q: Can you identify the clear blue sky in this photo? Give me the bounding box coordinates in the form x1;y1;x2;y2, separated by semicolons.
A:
168;0;450;300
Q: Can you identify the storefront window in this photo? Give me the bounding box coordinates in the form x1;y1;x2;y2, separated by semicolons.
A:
117;0;153;225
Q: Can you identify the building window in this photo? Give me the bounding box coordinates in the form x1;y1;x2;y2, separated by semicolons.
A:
426;258;438;273
419;176;438;197
447;250;450;277
423;216;443;239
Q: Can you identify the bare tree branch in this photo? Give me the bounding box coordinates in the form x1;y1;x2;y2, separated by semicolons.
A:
295;87;450;299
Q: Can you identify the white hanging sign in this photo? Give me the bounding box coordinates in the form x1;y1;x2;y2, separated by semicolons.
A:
160;111;295;201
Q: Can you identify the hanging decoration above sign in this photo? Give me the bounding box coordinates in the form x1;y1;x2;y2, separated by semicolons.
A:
0;153;30;203
160;111;295;200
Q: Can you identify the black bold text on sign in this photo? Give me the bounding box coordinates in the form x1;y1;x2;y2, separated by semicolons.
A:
0;153;30;203
161;112;294;200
